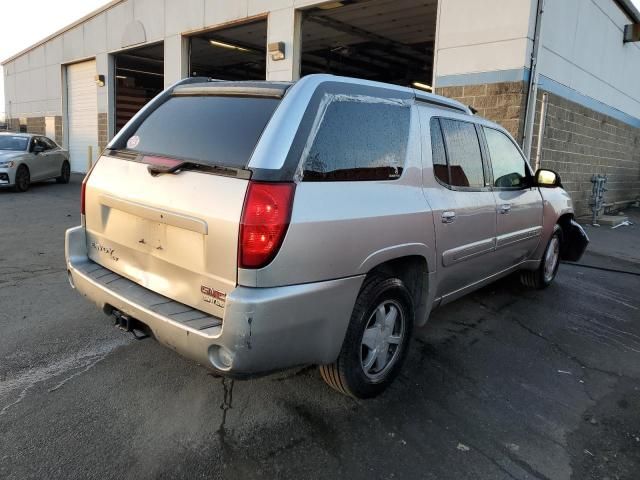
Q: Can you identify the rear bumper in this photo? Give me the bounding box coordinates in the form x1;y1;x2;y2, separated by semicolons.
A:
65;226;364;375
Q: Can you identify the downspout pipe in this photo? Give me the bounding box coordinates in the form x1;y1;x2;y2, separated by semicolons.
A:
522;0;545;160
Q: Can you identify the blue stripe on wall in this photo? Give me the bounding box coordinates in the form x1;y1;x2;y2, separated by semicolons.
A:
435;69;530;87
536;75;640;129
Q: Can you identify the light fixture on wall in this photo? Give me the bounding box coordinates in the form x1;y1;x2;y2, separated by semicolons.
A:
412;81;433;92
94;74;105;87
268;42;286;61
209;39;251;52
624;23;640;43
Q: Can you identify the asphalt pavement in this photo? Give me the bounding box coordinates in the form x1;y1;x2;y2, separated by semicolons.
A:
1;176;639;480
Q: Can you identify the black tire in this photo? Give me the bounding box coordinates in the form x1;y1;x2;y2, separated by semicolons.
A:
13;165;30;192
319;275;414;398
521;225;562;289
56;161;71;184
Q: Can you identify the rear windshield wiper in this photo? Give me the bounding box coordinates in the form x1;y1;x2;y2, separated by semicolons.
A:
143;156;249;179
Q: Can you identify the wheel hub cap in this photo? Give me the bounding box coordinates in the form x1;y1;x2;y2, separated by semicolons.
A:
360;300;405;381
544;236;560;282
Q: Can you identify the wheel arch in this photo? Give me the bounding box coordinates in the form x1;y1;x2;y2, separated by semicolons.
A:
365;254;433;327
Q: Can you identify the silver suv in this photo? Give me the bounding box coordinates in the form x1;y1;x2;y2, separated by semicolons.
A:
65;75;588;398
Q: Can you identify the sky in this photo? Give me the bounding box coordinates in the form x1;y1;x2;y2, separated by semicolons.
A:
0;0;112;119
1;0;640;118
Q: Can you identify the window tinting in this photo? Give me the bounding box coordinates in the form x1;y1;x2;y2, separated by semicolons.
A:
430;119;449;184
127;95;280;169
0;136;29;151
35;137;51;151
440;119;485;188
41;137;57;150
484;127;528;188
302;99;410;181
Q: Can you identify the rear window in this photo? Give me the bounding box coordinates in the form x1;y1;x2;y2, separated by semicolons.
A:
126;95;280;168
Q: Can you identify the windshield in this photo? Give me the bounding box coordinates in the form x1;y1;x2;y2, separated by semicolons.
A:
125;95;280;169
0;136;29;151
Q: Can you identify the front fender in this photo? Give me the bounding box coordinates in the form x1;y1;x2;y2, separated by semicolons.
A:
530;187;575;261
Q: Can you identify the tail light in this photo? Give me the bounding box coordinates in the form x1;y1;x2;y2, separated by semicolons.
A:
80;179;87;216
239;181;295;269
81;160;99;219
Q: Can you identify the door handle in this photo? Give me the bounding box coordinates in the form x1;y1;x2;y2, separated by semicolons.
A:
441;211;456;223
499;204;511;214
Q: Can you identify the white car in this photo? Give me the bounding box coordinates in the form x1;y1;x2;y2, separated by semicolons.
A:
0;133;71;192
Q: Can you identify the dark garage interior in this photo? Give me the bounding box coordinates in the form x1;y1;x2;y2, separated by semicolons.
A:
113;42;164;133
301;0;437;90
189;19;268;80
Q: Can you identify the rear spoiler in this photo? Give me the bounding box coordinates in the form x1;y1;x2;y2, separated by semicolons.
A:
173;82;291;99
108;76;212;151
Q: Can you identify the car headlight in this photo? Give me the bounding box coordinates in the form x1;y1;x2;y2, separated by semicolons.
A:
0;161;15;168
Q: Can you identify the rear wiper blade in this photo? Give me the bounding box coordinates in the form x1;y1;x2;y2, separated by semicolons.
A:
141;155;249;178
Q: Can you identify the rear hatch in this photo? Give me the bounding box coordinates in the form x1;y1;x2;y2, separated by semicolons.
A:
83;83;285;319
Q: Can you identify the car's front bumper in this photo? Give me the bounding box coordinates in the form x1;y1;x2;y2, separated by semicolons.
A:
0;168;15;186
65;226;364;376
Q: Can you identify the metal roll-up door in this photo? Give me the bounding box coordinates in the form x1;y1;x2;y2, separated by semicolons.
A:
67;60;98;173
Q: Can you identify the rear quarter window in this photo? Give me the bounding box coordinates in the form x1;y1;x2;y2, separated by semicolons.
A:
301;97;411;181
126;95;280;169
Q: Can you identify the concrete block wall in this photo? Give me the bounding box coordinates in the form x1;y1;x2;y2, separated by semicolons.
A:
26;116;46;135
435;81;528;141
530;91;640;216
98;113;109;151
54;116;63;146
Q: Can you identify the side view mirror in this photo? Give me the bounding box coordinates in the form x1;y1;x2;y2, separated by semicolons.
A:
535;169;562;188
32;145;45;154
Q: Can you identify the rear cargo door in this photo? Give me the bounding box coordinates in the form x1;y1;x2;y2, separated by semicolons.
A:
83;93;281;319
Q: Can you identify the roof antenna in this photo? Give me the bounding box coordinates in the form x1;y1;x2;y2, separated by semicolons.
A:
468;105;478;115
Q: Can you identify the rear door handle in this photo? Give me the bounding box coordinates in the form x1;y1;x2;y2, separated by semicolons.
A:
499;204;511;214
441;211;456;223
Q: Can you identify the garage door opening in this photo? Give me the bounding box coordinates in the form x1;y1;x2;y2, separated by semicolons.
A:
113;42;164;133
301;0;436;90
189;19;267;80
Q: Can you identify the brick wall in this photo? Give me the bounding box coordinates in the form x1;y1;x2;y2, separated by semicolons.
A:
98;113;109;152
531;91;640;216
54;116;63;146
435;81;528;140
437;82;640;217
26;117;46;135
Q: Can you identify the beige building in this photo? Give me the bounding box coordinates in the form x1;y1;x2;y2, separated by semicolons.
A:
3;0;640;214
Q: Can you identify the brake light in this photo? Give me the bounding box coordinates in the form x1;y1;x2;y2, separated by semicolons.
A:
81;160;99;217
80;179;87;215
239;182;295;269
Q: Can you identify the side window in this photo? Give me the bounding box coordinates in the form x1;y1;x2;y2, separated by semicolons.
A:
42;137;57;150
483;127;528;188
302;98;410;181
439;119;485;188
36;137;50;151
430;119;449;184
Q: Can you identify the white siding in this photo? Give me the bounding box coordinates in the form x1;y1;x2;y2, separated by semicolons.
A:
538;0;640;118
434;0;535;78
67;60;98;173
